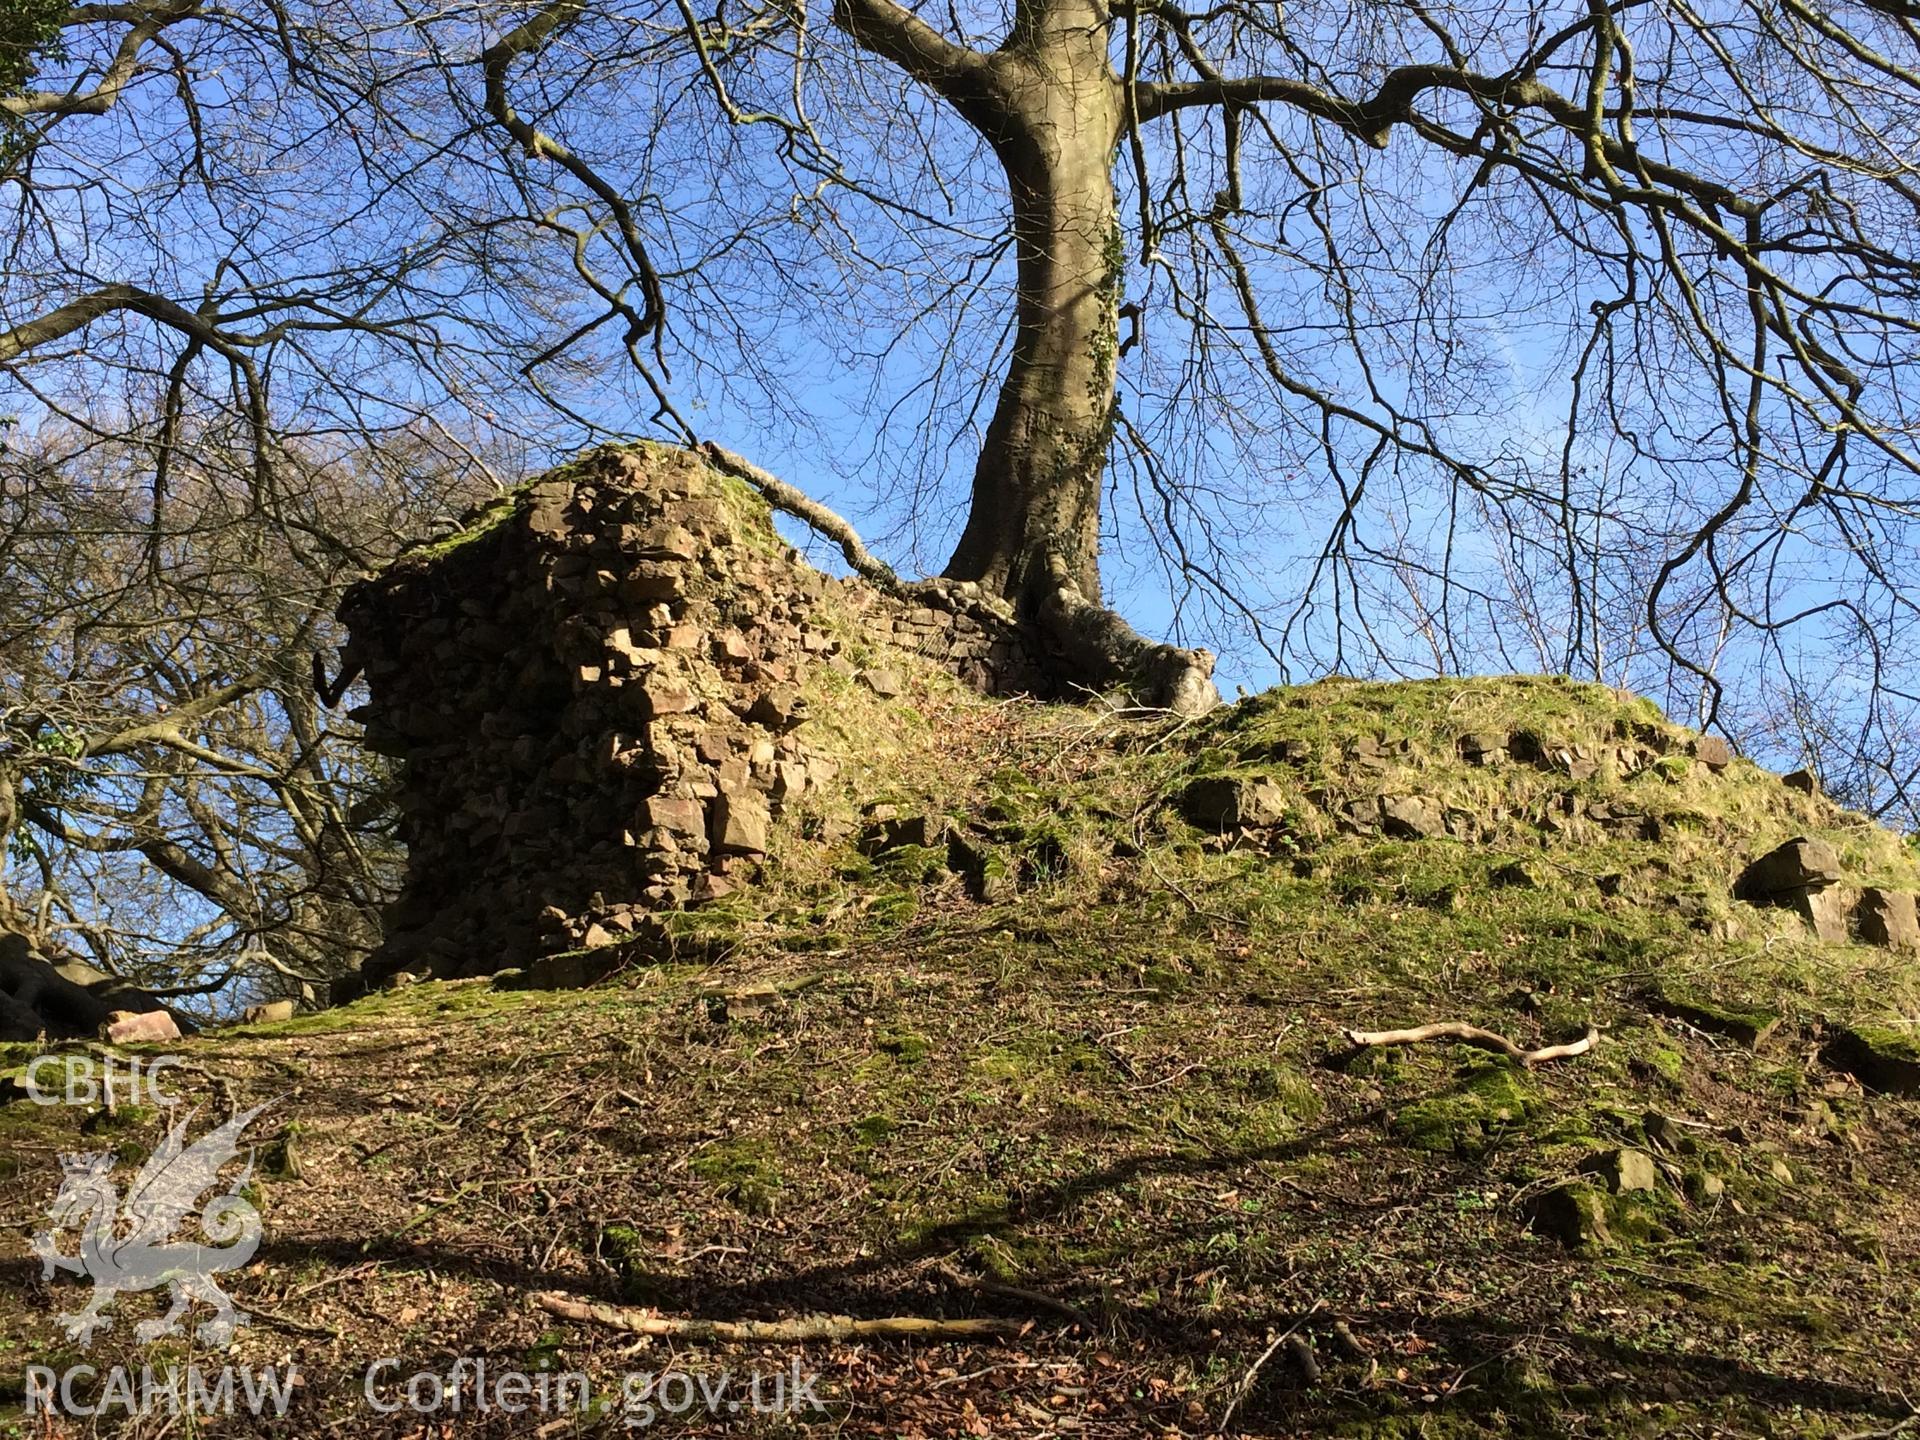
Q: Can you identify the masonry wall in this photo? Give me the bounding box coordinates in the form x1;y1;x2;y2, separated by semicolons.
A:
336;444;1040;985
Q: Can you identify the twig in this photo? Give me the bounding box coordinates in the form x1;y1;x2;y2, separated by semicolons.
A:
247;1305;339;1339
1132;810;1243;928
1841;1415;1920;1440
1341;1022;1600;1067
1220;1299;1324;1432
282;1260;378;1302
927;1360;1044;1391
532;1292;1026;1341
1123;1062;1203;1093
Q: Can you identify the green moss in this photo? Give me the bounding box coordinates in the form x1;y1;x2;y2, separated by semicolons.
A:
0;1100;83;1177
1218;1096;1319;1151
1841;1225;1889;1267
876;843;950;883
1644;985;1779;1047
1842;1023;1920;1061
966;1233;1047;1284
87;1101;156;1132
864;888;919;926
402;489;522;562
1607;1194;1673;1245
690;1137;784;1215
1392;1063;1541;1155
877;1030;932;1065
894;1185;1012;1249
1241;1062;1325;1121
1141;963;1188;996
852;1113;897;1144
1641;1043;1685;1083
599;1224;670;1301
972;1033;1107;1088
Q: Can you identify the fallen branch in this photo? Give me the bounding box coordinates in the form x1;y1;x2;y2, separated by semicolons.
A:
532;1292;1026;1342
1341;1022;1600;1067
1220;1299;1324;1432
699;442;903;594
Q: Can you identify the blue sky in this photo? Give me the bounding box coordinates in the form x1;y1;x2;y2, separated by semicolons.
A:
7;0;1920;815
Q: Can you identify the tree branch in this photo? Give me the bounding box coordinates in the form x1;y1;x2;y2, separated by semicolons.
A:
830;0;993;112
532;1292;1026;1341
700;442;903;592
0;0;201;120
1342;1022;1601;1067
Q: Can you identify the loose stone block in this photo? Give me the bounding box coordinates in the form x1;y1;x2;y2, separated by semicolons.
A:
1380;794;1445;839
711;794;771;856
1180;776;1290;830
1856;887;1919;949
1735;837;1842;899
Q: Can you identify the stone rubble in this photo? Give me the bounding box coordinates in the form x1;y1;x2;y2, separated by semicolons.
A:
1180;737;1920;954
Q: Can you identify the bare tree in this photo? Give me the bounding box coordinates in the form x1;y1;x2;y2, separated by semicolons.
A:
7;0;1920;1034
0;422;497;1036
436;0;1920;763
0;0;590;1028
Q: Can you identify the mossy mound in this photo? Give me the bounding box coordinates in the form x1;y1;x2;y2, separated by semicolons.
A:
7;673;1920;1435
1390;1062;1541;1154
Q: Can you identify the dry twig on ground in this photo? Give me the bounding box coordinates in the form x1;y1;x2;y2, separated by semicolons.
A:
1341;1022;1600;1067
532;1292;1027;1342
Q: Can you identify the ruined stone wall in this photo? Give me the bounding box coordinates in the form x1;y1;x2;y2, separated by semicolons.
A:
843;578;1052;700
336;444;1040;985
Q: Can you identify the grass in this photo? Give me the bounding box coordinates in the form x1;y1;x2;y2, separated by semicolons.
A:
5;673;1920;1435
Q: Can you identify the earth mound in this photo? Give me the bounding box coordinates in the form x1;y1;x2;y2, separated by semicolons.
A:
9;503;1920;1436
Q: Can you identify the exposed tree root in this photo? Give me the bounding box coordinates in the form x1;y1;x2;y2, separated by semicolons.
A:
1341;1021;1600;1067
1035;555;1220;716
532;1292;1026;1341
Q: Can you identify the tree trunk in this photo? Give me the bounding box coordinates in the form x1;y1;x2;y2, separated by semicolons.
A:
834;0;1220;713
942;21;1122;610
